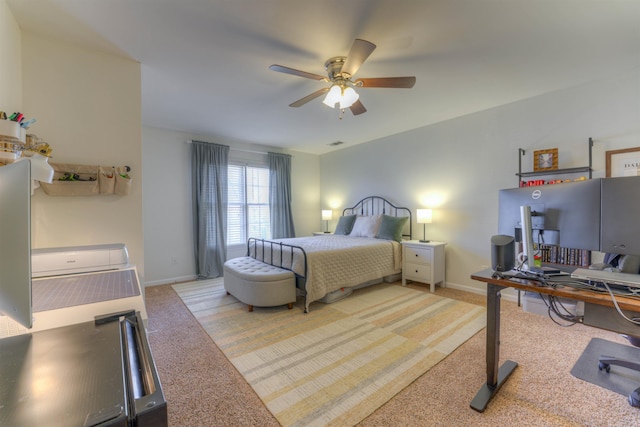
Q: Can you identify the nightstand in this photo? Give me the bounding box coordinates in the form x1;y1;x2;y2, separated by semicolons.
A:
401;240;446;293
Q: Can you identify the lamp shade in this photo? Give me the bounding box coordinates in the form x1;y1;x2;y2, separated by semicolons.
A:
322;85;342;108
321;210;333;221
416;209;433;224
322;85;359;109
339;87;359;109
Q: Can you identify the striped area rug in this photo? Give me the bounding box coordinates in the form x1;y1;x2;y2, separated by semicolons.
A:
173;279;486;427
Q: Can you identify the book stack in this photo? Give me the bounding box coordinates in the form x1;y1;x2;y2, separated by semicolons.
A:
537;244;591;267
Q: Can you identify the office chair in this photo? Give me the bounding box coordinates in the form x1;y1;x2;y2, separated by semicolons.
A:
595;253;640;407
598;335;640;407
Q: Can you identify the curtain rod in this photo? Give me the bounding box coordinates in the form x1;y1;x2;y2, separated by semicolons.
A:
186;140;269;155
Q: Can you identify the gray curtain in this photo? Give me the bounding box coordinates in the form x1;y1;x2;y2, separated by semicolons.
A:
191;141;229;278
268;152;295;238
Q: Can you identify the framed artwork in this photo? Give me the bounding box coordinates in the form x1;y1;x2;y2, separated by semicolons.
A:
533;148;558;172
606;147;640;177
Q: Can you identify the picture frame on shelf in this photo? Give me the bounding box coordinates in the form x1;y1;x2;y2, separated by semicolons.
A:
533;148;558;172
605;147;640;177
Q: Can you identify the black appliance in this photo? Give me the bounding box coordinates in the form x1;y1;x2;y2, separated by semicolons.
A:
0;311;167;426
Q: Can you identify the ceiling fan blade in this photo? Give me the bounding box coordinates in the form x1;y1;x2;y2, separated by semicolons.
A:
289;87;330;107
269;64;327;81
357;76;416;88
349;99;367;115
341;39;376;77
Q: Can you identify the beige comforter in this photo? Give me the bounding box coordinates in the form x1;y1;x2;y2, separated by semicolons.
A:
250;235;402;310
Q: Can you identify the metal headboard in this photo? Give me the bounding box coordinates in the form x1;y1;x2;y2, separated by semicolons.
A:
342;196;412;239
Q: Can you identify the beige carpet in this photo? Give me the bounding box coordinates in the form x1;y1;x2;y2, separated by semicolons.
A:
172;279;486;427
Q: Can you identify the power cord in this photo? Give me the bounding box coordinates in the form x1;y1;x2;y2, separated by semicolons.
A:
535;293;583;326
507;270;640;327
601;281;640;326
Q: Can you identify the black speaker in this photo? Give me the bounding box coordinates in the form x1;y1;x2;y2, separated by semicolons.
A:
491;235;515;272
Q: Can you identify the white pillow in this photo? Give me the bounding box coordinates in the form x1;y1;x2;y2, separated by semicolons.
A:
350;215;382;238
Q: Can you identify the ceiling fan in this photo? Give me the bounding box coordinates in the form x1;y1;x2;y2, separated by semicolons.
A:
269;39;416;116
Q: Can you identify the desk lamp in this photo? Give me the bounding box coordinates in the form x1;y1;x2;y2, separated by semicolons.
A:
417;209;432;242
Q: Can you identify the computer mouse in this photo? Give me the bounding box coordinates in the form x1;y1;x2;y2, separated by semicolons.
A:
604;267;621;273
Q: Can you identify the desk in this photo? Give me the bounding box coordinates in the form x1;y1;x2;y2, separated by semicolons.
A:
469;269;640;412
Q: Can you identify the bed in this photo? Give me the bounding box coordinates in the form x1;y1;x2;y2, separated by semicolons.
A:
247;196;412;311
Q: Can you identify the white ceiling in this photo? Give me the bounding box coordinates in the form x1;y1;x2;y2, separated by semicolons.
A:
8;0;640;155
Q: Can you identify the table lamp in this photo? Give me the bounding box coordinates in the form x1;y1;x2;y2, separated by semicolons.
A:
416;209;432;242
321;210;333;233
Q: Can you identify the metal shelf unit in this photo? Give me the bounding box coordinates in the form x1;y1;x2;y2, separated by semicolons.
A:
517;138;593;185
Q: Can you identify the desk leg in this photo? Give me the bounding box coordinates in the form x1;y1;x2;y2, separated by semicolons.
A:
470;283;518;412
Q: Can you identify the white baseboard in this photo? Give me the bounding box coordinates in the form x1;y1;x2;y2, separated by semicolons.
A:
144;275;198;287
444;281;520;304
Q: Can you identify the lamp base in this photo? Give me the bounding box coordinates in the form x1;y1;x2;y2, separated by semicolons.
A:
419;223;430;244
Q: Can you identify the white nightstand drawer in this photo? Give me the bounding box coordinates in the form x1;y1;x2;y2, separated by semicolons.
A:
405;261;432;282
405;246;433;264
401;240;446;293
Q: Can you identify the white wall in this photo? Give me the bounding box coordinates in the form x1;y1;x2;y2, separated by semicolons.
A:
142;126;320;285
20;32;145;278
0;0;21;111
320;68;640;295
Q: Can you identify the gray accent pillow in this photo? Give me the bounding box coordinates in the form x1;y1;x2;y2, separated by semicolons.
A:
619;255;640;274
375;215;409;242
334;214;357;235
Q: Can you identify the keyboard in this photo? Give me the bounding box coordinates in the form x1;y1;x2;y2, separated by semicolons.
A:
571;268;640;288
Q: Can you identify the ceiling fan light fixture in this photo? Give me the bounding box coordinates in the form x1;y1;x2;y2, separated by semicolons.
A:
322;85;342;108
322;84;359;109
339;86;359;109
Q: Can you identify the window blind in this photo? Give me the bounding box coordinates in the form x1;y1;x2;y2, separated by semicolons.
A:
227;164;270;245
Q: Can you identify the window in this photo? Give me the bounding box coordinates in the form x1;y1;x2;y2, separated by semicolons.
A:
227;164;270;245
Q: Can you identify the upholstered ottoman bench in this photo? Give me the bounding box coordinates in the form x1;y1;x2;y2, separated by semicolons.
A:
223;256;296;312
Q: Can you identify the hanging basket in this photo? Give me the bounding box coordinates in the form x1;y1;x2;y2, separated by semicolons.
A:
40;163;131;196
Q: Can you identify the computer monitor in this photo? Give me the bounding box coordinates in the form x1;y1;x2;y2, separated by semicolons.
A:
601;175;640;255
498;179;601;251
0;160;33;329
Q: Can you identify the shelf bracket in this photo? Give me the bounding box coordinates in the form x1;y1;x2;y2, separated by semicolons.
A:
588;137;593;179
518;148;526;185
